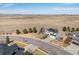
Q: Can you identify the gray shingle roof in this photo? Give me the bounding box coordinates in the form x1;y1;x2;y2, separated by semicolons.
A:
47;28;58;33
0;44;24;55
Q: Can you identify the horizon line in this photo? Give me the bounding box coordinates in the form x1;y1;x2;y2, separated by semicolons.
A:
0;13;79;15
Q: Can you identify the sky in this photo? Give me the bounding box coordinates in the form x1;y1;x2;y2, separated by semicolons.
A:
0;3;79;14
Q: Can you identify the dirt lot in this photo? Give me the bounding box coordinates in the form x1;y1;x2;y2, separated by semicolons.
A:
0;15;79;32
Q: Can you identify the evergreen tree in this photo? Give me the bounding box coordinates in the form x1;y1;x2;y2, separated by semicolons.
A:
62;26;67;32
16;29;21;34
33;27;37;33
67;26;71;32
29;28;33;33
6;36;10;44
76;28;79;32
23;28;28;34
71;27;75;32
39;27;45;33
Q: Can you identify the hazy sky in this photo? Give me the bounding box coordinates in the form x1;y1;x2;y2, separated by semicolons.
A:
0;3;79;14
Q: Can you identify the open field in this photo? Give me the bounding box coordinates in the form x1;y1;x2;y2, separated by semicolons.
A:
0;15;79;32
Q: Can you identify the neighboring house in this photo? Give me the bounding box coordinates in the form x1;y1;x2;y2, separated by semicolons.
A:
44;28;58;35
43;28;61;40
66;32;79;45
64;43;79;55
0;44;24;55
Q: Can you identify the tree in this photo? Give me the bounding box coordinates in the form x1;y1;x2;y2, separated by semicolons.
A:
67;26;71;32
33;27;37;33
23;28;28;34
71;27;75;32
62;26;67;32
29;28;33;33
16;29;21;34
76;28;79;32
39;27;45;33
6;36;14;44
6;36;10;44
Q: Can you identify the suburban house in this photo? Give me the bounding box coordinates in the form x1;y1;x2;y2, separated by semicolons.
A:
0;44;25;55
64;43;79;55
43;28;62;40
66;32;79;45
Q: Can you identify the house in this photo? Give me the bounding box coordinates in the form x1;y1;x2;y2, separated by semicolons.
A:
66;32;79;45
64;43;79;55
44;28;58;35
0;44;24;55
43;28;61;40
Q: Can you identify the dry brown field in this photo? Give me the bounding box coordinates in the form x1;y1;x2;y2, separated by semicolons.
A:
0;15;79;32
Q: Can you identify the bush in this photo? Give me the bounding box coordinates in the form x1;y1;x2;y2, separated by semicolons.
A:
29;28;33;33
33;27;37;33
23;28;28;34
24;51;33;55
42;34;48;39
16;29;21;34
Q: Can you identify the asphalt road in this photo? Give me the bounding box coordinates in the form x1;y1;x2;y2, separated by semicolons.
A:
0;35;72;55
